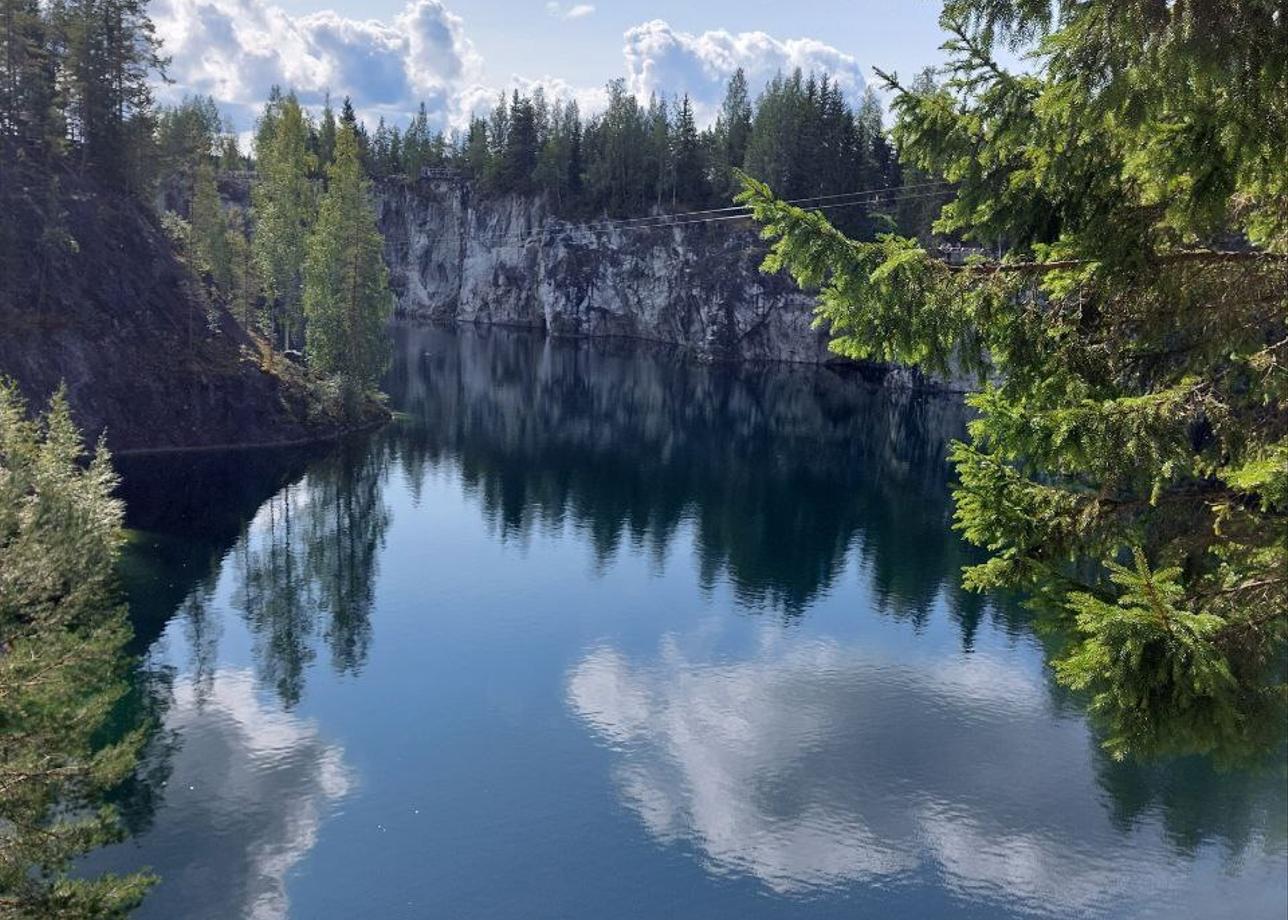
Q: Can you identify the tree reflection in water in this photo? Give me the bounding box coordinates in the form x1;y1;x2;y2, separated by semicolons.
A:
98;323;1283;916
386;322;1002;632
235;442;392;707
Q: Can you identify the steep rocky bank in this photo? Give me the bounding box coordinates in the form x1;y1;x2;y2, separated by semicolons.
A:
1;174;382;453
376;176;959;388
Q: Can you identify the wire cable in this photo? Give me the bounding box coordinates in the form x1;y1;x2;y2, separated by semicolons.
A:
568;179;953;231
459;185;956;245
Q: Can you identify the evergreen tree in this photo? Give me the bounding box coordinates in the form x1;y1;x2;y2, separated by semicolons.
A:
154;95;220;184
316;92;336;170
351;68;900;221
711;68;752;198
401;102;431;176
0;0;60;156
189;157;231;289
302;123;390;405
671;94;707;206
739;0;1288;760
370;116;395;177
337;95;368;171
584;79;649;215
463;116;489;179
60;0;166;189
252;91;314;352
499;90;538;192
0;384;154;917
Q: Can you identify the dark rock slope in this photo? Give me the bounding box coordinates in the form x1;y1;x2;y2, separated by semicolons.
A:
0;176;375;453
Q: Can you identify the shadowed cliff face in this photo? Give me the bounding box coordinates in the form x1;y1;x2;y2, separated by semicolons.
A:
376;178;954;384
0;174;374;452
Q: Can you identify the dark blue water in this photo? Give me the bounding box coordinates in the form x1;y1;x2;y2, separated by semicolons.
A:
86;323;1287;919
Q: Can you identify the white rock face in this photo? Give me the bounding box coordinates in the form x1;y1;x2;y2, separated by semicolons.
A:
376;177;969;390
376;176;832;364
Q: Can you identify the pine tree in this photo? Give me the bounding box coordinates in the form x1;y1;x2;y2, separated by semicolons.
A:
316;92;336;170
302;123;390;406
226;206;261;334
401;101;430;176
0;0;59;155
252;91;314;352
337;95;369;172
711;68;752;198
189;157;231;290
0;383;155;916
463;117;489;180
671;94;707;207
60;0;166;189
500;91;538;192
739;0;1288;760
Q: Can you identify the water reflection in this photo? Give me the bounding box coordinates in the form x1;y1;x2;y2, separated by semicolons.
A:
115;445;321;651
235;441;392;706
84;671;352;920
94;323;1285;918
568;638;1287;915
119;440;392;708
388;323;993;626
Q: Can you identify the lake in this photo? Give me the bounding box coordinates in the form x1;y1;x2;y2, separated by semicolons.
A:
84;323;1287;919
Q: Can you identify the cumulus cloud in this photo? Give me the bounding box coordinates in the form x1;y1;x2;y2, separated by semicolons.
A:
545;1;595;19
622;20;867;122
567;635;1281;911
149;1;866;134
152;0;485;131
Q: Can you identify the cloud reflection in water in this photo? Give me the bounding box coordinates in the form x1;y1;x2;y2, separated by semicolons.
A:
89;670;352;920
567;636;1278;916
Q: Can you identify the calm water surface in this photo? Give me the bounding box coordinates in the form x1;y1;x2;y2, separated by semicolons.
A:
85;324;1287;919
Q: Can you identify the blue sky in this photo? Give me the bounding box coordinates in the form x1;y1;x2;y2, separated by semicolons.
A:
152;0;959;132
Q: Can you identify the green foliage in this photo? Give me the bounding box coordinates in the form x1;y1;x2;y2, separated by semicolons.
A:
188;159;231;290
739;0;1288;760
225;207;262;336
0;383;154;917
59;0;167;191
1056;549;1262;761
302;124;391;407
154;95;224;191
352;67;907;230
252;89;316;352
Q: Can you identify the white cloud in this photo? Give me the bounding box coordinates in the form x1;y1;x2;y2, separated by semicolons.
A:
152;0;486;131
622;20;867;122
150;1;863;135
546;1;595;19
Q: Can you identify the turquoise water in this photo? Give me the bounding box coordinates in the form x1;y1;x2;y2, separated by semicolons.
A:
86;323;1287;919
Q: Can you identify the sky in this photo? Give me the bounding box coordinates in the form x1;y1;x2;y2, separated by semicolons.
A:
152;0;958;133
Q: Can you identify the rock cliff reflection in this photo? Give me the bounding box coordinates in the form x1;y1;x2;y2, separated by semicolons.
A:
387;322;987;624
